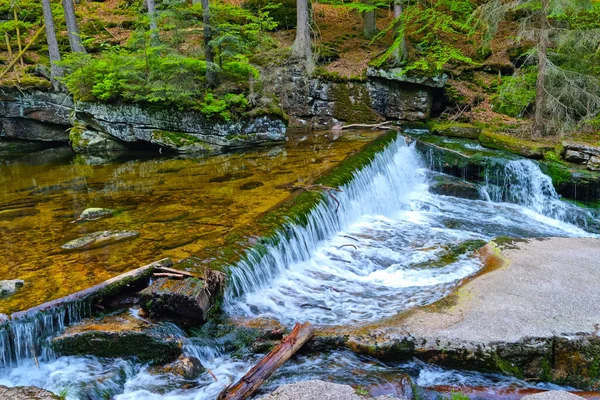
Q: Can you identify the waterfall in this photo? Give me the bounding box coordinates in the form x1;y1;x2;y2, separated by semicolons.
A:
0;300;91;368
481;159;599;230
225;136;426;301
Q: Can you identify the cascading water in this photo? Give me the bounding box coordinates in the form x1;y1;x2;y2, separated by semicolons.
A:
0;300;91;368
224;136;597;325
481;159;599;230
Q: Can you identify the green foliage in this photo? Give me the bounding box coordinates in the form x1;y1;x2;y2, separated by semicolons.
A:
372;0;475;75
242;0;297;30
447;390;471;400
493;69;537;117
200;92;249;120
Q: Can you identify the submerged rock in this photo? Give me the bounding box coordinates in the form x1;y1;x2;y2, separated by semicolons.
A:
0;279;24;298
140;271;225;325
70;130;129;154
61;230;139;250
257;380;404;400
51;312;182;364
429;175;481;200
0;207;39;221
0;385;60;399
78;207;114;221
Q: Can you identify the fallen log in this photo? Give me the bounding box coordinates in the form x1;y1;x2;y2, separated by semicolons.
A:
11;258;172;320
218;322;315;400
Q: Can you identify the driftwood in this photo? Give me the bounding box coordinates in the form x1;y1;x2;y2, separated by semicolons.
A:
218;322;315;400
11;258;172;320
153;272;184;279
337;121;396;130
154;266;198;278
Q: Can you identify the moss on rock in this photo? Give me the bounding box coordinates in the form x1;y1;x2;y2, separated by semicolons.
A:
478;131;553;159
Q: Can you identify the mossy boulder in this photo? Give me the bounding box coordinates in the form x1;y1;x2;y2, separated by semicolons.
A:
70;130;129;153
431;122;482;139
51;312;182;365
478;131;553;159
140;271;225;325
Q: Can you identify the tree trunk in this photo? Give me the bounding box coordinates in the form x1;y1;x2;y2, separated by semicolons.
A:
62;0;85;53
292;0;312;67
41;0;64;90
147;0;158;31
362;0;377;39
201;0;217;88
393;0;407;64
533;0;549;137
218;322;315;400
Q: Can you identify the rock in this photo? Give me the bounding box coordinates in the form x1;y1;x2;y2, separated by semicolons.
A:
240;181;264;190
70;130;129;153
587;155;600;171
429;175;481;200
563;142;600;157
61;230;140;250
367;78;433;121
74;102;286;154
564;150;590;164
431;123;482;139
479;131;552;159
140;271;225;325
0;89;74;143
161;356;205;380
51;312;182;365
367;67;447;88
0;385;60;399
257;380;405;400
78;207;114;221
521;392;586;400
0;280;24;298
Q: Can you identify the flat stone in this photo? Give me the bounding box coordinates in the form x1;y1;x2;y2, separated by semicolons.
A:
521;391;586;400
258;380;404;400
0;280;24;298
367;67;447;88
78;207;114;221
51;311;182;364
0;385;60;399
429;175;481;200
564;150;590;164
563;142;600;157
432;123;482;139
61;230;139;250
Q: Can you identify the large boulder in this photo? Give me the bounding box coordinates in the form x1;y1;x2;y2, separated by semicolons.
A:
51;312;182;364
0;385;60;400
61;230;139;251
429;174;482;200
69;130;129;153
140;271;225;325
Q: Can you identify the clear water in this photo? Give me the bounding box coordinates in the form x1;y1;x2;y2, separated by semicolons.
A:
0;134;598;399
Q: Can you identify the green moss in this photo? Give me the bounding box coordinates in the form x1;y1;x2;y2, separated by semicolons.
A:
494;355;524;378
152;130;209;150
478;131;553;159
330;83;379;124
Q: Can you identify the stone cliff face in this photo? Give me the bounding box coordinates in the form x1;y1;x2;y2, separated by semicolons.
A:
268;63;444;129
0;67;443;152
